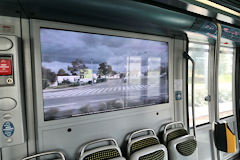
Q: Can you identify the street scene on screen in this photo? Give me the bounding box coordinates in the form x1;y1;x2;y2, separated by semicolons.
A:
40;28;169;121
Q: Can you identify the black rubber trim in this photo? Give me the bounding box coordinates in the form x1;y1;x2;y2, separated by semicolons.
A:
214;123;227;152
235;47;240;139
185;34;190;133
220;115;234;120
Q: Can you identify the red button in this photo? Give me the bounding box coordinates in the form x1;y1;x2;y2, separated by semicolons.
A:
0;59;12;75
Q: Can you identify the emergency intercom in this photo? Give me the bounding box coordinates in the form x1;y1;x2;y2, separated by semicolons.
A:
0;35;25;147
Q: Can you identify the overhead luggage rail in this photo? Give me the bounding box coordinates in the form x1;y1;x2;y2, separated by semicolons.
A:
22;151;65;160
78;138;125;160
127;128;167;160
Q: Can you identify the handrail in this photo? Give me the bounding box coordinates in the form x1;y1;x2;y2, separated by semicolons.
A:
80;138;119;157
22;151;65;160
212;21;222;160
213;22;222;122
128;129;156;144
183;52;196;137
163;121;184;135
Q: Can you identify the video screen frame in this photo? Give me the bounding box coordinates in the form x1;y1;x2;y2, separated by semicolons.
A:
31;20;174;126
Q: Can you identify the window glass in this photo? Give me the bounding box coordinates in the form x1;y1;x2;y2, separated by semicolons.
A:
40;28;169;121
219;47;234;119
188;43;209;126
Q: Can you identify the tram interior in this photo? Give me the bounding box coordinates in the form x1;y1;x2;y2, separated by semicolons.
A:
0;0;240;160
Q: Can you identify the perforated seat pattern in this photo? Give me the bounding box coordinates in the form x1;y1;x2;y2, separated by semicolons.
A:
167;129;188;144
139;150;165;160
130;137;159;155
176;139;197;156
83;149;120;160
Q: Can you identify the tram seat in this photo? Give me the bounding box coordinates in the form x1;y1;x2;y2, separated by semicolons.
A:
162;121;198;160
78;138;126;160
22;151;65;160
127;129;168;160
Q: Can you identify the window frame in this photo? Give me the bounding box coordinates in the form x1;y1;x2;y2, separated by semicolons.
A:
188;42;211;127
218;46;235;119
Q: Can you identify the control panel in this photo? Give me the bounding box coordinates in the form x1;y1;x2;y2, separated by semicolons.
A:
0;35;25;147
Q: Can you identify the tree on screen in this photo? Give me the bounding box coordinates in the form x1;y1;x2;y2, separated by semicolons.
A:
42;67;57;84
57;69;69;76
98;62;114;77
111;70;117;76
68;59;87;75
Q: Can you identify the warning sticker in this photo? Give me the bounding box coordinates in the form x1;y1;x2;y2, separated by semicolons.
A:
0;59;12;75
2;121;14;137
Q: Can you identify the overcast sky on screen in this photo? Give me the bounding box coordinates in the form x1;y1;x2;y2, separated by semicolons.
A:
40;28;169;74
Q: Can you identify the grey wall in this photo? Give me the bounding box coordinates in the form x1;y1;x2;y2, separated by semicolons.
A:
39;107;172;159
0;16;28;160
173;38;186;122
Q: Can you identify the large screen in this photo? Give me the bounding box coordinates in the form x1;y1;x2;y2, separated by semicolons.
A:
40;28;169;121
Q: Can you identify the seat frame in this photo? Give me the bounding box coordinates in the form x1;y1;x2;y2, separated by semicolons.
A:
78;138;125;160
162;121;187;144
22;151;65;160
163;128;188;145
162;121;198;160
127;129;167;160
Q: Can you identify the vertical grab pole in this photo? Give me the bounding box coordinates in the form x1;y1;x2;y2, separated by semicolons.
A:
184;52;196;137
213;21;222;160
213;22;222;121
189;56;196;137
191;57;196;137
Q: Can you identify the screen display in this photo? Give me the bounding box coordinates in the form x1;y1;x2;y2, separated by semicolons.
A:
40;28;169;121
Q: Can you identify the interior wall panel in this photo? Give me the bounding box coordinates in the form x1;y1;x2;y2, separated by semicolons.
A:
0;15;28;160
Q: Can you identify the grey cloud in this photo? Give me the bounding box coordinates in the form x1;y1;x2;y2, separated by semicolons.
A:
40;28;169;73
